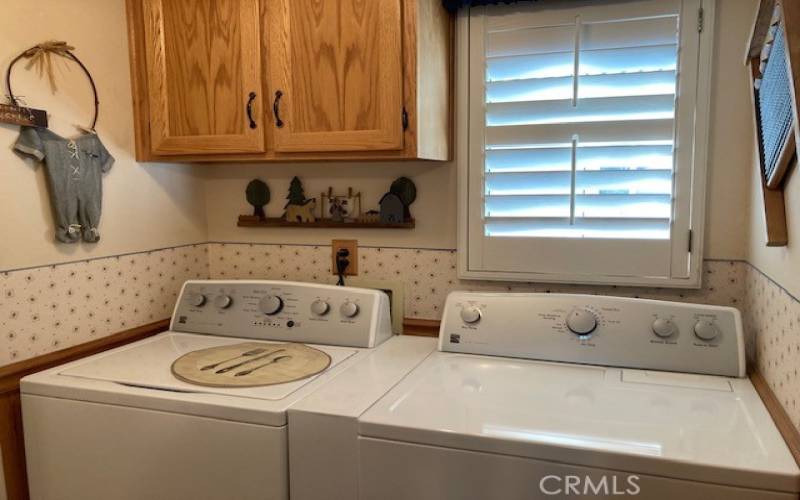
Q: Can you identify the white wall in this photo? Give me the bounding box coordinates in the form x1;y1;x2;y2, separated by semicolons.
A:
0;0;752;264
202;161;457;249
744;0;800;299
0;0;207;272
704;0;759;260
748;159;800;296
202;0;758;262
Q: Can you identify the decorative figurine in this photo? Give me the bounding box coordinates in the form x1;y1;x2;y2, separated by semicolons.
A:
286;199;317;223
389;177;417;222
379;193;405;224
284;176;316;223
245;179;270;220
285;176;307;207
358;210;381;224
329;198;347;222
321;187;361;222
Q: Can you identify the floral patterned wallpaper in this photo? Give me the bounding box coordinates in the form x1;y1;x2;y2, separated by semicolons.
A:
0;244;207;366
2;240;798;432
207;243;745;319
744;266;800;430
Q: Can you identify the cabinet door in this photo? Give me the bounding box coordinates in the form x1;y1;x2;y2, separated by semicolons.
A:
143;0;265;155
268;0;404;152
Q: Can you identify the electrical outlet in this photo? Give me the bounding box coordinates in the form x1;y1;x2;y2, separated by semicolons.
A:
331;239;358;276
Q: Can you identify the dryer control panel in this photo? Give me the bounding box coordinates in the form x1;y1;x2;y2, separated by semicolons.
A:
171;280;393;348
440;292;744;377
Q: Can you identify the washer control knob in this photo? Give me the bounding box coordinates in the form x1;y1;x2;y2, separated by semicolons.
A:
460;307;482;324
311;299;330;316
214;294;233;309
566;309;597;335
213;295;233;309
340;301;359;318
694;319;720;341
187;293;206;307
652;318;677;338
259;295;284;315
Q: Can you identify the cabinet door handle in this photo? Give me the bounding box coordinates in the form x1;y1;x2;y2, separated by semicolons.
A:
273;90;284;128
246;92;257;129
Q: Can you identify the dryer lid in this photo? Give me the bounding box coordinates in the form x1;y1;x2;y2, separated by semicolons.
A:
359;352;800;493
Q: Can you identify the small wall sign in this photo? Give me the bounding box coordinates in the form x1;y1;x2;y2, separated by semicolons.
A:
0;103;48;128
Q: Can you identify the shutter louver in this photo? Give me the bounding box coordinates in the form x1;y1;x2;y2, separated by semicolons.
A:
482;11;679;239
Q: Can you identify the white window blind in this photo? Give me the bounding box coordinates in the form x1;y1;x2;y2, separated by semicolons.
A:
462;0;713;286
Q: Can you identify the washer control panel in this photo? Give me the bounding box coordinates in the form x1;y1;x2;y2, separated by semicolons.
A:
440;292;744;377
171;280;393;348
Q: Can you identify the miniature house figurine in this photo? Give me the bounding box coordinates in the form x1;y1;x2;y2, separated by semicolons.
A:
379;193;404;224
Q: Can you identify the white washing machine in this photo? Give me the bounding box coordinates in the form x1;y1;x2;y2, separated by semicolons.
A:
357;292;800;500
21;280;435;500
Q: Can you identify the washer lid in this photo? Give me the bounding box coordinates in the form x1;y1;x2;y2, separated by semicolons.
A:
60;333;357;401
359;353;800;493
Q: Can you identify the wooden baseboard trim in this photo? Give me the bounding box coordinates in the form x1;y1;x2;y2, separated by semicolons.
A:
403;318;441;337
0;319;170;500
749;370;800;468
0;319;170;395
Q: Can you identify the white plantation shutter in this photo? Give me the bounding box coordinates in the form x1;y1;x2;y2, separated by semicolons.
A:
464;0;712;285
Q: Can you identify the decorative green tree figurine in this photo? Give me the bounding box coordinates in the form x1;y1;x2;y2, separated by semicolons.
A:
285;176;307;208
390;177;417;222
283;176;317;223
245;179;270;220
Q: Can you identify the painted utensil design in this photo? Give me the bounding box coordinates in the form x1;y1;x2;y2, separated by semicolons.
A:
235;355;293;377
200;347;268;371
215;349;286;374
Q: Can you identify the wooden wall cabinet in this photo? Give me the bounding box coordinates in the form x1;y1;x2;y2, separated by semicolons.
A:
140;0;266;155
267;0;404;153
126;0;452;162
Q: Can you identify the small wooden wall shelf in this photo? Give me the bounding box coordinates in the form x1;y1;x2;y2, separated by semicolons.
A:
237;216;415;229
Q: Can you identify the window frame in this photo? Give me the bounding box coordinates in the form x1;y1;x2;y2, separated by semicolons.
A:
457;0;716;288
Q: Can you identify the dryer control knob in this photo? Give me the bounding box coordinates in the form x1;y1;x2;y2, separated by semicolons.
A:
460;307;482;324
694;319;720;341
652;318;677;338
340;301;359;318
566;309;597;335
214;295;233;309
187;293;206;307
259;295;284;315
311;299;330;316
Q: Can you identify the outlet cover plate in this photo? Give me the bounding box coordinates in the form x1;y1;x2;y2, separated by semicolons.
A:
331;239;358;276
